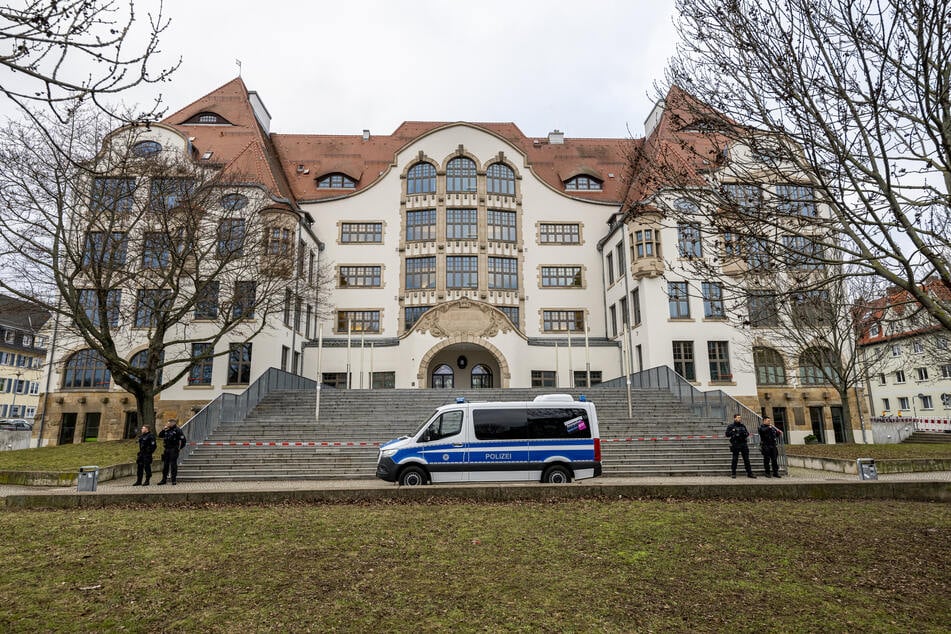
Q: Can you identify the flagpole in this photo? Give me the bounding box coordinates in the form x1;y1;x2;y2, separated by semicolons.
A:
567;327;573;389
359;331;365;389
346;318;352;390
314;324;323;421
584;317;591;389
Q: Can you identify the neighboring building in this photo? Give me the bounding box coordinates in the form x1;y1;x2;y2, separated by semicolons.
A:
39;78;871;445
858;282;951;420
0;295;51;425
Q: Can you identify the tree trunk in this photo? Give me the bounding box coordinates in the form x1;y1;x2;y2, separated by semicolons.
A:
136;390;157;434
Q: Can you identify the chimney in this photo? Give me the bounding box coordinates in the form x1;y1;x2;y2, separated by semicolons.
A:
548;129;565;145
363;129;371;141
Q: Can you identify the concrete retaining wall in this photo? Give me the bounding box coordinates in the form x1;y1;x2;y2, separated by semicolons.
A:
0;460;158;486
0;430;32;452
3;480;949;509
787;455;951;474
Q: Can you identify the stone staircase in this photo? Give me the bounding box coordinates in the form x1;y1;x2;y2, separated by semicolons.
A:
177;386;739;481
904;431;951;444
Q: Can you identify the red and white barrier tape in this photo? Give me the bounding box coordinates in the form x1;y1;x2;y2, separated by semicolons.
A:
191;435;721;446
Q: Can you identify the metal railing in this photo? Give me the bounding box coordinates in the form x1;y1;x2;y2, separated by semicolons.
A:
179;368;316;460
601;365;786;474
601;365;760;426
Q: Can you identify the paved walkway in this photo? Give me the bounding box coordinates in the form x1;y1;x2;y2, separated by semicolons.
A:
2;467;949;498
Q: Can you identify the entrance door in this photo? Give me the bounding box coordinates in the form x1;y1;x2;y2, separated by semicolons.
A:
809;406;825;443
59;413;77;445
771;407;788;437
431;364;454;389
830;406;849;443
83;412;101;442
124;411;139;439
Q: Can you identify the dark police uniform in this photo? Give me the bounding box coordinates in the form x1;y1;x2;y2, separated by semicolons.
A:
158;423;187;485
725;418;756;478
133;429;157;486
758;423;782;477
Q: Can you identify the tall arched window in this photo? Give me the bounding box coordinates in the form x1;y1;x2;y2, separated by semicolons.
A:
471;364;493;388
753;347;786;385
130;349;164;387
486;163;515;195
431;364;454;388
446;157;477;192
799;347;838;385
62;349;111;389
407;162;437;194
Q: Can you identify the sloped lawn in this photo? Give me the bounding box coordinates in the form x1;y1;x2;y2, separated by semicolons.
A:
1;499;948;632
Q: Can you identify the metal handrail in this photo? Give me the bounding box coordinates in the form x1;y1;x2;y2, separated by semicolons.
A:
601;365;760;425
179;368;316;460
600;365;786;473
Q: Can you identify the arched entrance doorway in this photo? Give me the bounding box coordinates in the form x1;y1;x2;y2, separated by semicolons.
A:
420;341;508;389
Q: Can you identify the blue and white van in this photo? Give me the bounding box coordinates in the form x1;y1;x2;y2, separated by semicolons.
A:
375;394;602;485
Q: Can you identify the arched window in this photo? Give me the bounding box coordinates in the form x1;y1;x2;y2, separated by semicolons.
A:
407;162;436;194
471;364;493;389
131;141;162;158
799;347;838;385
130;349;164;387
446;157;477;193
486;163;515;195
753;347;786;385
221;193;248;211
431;364;454;389
317;173;356;189
564;175;602;191
62;349;111;389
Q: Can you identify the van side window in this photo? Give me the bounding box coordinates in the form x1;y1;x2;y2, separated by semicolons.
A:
528;408;592;439
422;410;464;442
473;408;530;440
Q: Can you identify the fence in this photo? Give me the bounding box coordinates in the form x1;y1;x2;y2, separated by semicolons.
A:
179;368;316;460
870;416;951;443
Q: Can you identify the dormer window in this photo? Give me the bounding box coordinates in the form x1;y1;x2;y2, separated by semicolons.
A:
317;173;356;189
564;175;602;191
184;111;232;125
131;141;162;158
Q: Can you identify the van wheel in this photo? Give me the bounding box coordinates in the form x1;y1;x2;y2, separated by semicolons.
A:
542;465;571;484
399;466;427;486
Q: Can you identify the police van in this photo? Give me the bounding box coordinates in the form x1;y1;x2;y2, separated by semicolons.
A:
375;394;602;485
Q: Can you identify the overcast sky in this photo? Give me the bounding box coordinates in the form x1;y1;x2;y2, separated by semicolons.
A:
119;0;679;139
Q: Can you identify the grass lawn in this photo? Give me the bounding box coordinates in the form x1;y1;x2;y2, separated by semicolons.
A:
1;499;948;632
786;442;951;460
0;440;136;472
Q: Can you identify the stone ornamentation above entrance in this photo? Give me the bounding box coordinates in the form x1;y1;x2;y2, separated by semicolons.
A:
412;299;513;339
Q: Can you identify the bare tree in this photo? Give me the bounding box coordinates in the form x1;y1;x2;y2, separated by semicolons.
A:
0;0;179;121
661;0;950;331
0;110;329;430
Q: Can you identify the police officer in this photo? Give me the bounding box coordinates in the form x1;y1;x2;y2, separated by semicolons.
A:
758;416;783;478
132;425;156;486
725;413;756;479
157;419;187;485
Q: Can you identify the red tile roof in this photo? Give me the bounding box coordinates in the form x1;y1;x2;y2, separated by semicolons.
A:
160;80;734;212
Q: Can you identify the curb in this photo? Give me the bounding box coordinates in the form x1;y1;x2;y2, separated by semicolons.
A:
3;480;949;509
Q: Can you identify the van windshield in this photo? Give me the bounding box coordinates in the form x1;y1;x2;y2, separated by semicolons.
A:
413;411;440;437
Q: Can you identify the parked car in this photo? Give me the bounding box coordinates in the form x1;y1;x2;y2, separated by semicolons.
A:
0;419;33;431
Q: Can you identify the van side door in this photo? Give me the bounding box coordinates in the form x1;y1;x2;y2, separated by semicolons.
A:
417;408;468;483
